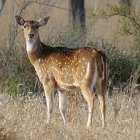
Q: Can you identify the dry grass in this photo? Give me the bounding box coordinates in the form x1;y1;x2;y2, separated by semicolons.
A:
0;91;139;140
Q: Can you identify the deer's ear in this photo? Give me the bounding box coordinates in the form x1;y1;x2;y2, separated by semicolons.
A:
37;16;50;27
15;15;25;26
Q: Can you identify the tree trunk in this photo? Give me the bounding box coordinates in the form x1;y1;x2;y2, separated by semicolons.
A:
0;0;6;14
120;0;132;6
69;0;86;46
69;0;85;30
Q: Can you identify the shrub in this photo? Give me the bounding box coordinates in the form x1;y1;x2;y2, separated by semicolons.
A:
0;47;42;95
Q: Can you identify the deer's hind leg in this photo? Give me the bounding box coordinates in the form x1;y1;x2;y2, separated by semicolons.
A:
58;90;67;126
81;86;96;128
96;78;106;128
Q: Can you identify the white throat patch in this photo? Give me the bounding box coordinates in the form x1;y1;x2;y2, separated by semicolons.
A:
26;40;35;52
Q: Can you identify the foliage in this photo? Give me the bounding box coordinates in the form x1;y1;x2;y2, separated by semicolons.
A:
0;47;42;95
47;27;86;48
88;4;140;87
100;5;140;59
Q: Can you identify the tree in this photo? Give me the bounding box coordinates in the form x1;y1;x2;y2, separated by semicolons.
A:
69;0;85;30
0;0;6;14
68;0;86;45
120;0;132;6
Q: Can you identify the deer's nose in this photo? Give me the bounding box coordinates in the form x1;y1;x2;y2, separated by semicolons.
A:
28;33;34;38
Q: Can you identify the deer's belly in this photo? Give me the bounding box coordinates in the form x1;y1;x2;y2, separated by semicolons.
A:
56;80;79;90
57;82;76;90
54;73;79;90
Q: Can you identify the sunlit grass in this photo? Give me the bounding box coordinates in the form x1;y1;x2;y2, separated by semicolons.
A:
0;91;139;140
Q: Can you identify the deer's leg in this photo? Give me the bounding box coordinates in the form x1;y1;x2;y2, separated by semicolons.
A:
81;86;95;128
58;90;67;126
43;82;55;124
96;79;106;128
45;92;54;124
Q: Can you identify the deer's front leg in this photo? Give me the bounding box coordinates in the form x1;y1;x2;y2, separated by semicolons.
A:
43;82;55;124
45;91;54;124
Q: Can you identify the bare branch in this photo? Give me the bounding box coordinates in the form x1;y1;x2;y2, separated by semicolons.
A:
32;0;70;12
109;13;140;30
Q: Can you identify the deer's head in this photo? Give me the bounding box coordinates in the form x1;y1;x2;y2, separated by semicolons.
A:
15;15;50;42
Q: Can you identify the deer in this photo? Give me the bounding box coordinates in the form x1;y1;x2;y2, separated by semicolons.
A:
15;15;108;128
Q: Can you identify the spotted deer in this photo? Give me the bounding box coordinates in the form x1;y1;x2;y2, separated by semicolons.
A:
15;15;108;128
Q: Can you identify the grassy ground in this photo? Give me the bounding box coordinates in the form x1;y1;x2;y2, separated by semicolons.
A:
0;91;139;140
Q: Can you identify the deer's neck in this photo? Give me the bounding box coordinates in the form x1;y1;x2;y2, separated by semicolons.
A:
26;36;40;52
26;37;45;64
